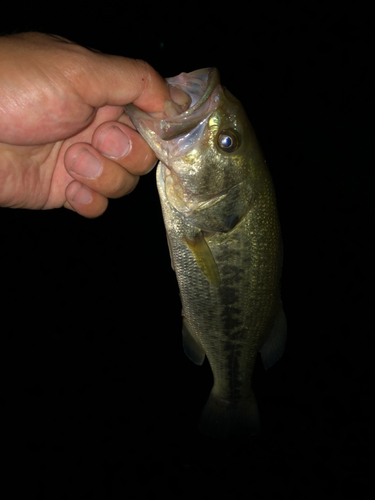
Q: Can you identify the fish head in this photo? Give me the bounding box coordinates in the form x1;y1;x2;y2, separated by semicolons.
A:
126;68;263;232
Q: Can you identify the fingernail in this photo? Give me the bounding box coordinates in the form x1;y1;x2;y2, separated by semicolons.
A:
168;85;191;111
71;148;102;179
97;126;130;158
163;99;183;118
70;184;93;205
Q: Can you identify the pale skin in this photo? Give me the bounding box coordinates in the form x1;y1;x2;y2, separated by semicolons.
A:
0;32;188;218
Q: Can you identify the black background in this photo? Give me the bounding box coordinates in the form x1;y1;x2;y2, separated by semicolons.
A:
1;2;373;498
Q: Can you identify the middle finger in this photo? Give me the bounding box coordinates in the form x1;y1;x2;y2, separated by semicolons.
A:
93;121;157;176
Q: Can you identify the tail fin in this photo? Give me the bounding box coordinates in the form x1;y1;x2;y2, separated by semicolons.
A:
198;391;260;440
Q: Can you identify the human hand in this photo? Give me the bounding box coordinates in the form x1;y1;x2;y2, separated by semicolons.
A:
0;32;187;217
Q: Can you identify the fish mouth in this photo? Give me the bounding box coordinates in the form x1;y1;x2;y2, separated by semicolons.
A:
125;68;221;153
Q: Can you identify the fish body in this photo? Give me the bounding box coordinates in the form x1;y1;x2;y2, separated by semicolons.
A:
126;68;286;439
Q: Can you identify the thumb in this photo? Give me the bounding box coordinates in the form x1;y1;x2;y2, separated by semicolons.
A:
74;51;173;112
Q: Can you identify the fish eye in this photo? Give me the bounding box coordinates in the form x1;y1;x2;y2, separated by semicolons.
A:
217;129;240;152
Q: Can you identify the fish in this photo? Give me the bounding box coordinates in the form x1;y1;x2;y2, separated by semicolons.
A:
125;68;286;439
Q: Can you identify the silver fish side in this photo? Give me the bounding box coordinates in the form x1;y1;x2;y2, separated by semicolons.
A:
126;68;286;439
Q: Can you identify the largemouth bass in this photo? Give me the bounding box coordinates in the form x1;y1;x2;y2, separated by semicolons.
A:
126;68;286;439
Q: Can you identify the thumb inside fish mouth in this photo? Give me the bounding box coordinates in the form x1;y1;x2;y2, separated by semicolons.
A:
148;100;181;119
148;86;191;120
163;99;184;118
125;68;220;140
169;85;192;111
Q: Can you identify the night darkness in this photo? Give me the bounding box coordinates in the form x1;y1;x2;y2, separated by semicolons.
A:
1;2;373;498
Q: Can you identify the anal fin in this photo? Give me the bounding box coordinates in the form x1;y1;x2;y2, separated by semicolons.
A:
260;305;287;370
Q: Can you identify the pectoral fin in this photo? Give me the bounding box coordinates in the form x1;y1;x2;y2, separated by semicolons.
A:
183;232;220;287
